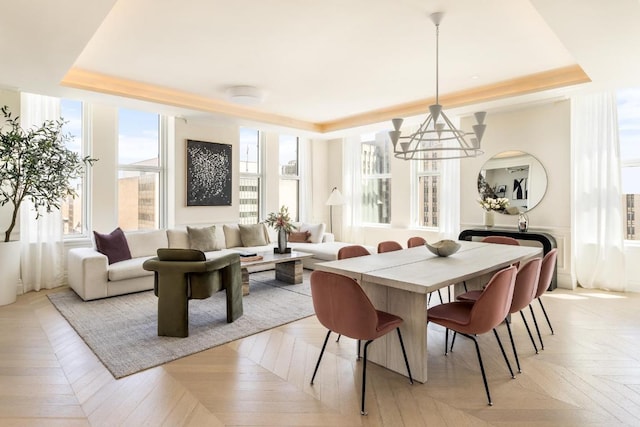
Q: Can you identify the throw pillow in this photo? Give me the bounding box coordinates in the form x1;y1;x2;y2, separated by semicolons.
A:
187;225;219;252
288;230;311;243
239;223;268;246
223;224;243;248
300;223;326;244
93;227;132;265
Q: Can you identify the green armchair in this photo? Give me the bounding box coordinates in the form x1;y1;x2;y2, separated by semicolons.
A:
142;249;243;337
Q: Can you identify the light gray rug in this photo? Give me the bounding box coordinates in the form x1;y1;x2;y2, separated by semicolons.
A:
48;271;314;379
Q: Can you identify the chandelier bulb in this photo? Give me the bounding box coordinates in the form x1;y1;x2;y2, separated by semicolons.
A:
474;111;487;125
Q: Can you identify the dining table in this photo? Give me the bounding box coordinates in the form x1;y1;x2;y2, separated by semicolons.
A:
315;240;542;383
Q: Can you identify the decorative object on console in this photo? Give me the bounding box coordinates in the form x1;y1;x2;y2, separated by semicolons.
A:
483;211;494;228
325;187;345;233
186;139;232;206
265;205;295;254
518;213;529;232
478;197;509;228
425;239;461;257
388;12;486;160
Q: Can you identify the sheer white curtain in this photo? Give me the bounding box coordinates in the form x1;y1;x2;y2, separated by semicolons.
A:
439;148;461;239
571;92;626;291
298;137;313;222
341;135;364;243
20;93;65;292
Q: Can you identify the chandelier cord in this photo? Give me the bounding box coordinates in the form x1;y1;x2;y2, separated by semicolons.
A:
435;21;439;105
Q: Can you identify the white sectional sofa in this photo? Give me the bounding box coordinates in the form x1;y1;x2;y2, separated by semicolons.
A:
67;223;371;301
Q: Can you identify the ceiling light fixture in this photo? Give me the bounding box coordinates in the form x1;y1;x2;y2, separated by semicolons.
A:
225;85;265;106
389;12;486;160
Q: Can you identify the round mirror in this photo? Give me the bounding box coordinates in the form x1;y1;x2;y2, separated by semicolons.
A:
477;151;547;215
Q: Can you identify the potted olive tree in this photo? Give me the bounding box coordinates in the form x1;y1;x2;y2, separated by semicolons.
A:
0;105;95;305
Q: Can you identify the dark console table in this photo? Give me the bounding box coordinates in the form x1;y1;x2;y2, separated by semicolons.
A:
458;228;557;290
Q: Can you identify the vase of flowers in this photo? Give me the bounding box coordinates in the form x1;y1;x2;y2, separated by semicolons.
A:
478;197;510;229
265;205;295;253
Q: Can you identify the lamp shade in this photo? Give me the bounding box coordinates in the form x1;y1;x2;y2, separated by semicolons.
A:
325;187;345;206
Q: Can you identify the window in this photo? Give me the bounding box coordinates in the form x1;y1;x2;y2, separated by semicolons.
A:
414;154;440;227
239;128;262;224
117;108;164;231
60;99;88;237
617;88;640;240
279;135;299;221
361;133;391;224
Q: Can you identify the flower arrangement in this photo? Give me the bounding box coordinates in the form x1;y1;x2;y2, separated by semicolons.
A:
265;205;296;233
478;197;510;212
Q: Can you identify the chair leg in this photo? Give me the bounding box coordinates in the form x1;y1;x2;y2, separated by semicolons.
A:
462;280;468;292
444;328;450;355
396;328;414;384
361;340;373;415
437;289;443;304
505;319;521;373
519;310;539;354
538;297;554;335
336;334;341;342
493;328;515;379
357;339;361;360
450;331;457;353
465;333;493;406
310;330;331;385
529;303;544;350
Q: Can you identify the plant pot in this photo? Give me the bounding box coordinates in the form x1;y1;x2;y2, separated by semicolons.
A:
0;240;20;306
483;211;494;229
277;229;288;254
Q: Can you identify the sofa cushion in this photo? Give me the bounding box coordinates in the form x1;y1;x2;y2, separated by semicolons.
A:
289;230;311;243
299;223;326;244
239;223;268;246
126;229;168;258
187;225;220;251
167;229;190;249
223;224;243;248
94;227;132;265
108;257;154;281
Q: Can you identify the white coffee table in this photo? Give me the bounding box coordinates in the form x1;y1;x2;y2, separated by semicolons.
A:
239;250;313;295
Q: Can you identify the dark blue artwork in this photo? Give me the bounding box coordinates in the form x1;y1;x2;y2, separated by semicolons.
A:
186;139;232;206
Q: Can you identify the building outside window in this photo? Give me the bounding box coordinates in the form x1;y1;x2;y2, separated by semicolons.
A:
117;108;164;231
617;88;640;240
239;128;262;224
361;133;391;224
279;134;299;221
60;99;88;237
415;154;440;227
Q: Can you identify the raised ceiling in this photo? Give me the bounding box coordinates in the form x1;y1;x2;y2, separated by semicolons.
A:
2;0;640;135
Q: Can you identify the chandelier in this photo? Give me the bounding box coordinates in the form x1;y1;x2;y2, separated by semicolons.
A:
389;12;486;160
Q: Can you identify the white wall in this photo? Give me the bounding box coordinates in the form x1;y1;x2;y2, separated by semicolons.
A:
460;100;573;288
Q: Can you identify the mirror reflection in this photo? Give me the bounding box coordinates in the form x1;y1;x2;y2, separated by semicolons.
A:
477;151;547;215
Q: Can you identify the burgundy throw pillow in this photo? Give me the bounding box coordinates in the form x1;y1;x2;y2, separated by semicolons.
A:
288;231;311;243
93;227;132;264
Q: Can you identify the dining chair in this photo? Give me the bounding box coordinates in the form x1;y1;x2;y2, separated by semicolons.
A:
407;236;445;305
530;248;558;350
335;244;371;345
310;270;413;415
337;244;371;260
459;235;521;293
454;258;542;373
377;240;403;253
407;236;426;248
427;265;517;406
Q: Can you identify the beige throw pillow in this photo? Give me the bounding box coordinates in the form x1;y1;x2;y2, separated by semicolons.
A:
223;224;243;248
187;225;219;251
300;223;326;244
239;223;268;246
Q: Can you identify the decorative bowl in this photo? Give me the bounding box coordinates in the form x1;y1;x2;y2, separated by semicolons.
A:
425;239;461;257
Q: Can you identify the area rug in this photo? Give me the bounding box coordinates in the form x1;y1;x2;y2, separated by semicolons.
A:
48;271;314;379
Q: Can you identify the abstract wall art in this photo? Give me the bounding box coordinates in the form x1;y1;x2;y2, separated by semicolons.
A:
186;139;232;206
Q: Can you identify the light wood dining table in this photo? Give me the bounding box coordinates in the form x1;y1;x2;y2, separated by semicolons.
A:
315;240;542;383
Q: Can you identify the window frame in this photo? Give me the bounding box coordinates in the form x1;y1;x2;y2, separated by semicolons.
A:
279;134;300;221
412;157;441;229
239;128;264;224
360;133;392;225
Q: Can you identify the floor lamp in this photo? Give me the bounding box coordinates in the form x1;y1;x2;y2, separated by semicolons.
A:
325;187;345;234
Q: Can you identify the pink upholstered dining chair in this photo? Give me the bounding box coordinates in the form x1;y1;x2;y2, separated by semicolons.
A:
427;266;518;406
407;236;426;248
310;271;413;415
458;235;521;293
454;258;542;373
337;245;370;260
377;240;403;253
529;248;558;350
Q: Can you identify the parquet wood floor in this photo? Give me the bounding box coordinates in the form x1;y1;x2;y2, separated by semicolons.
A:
1;284;640;426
